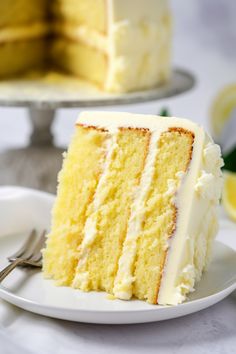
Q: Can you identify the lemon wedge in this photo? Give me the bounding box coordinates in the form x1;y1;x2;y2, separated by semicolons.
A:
210;84;236;140
222;171;236;221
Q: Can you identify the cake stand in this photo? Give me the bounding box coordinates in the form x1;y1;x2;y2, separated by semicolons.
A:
0;68;194;193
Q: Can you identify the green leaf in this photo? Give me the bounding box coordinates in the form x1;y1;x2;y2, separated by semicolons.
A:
223;145;236;172
159;107;170;117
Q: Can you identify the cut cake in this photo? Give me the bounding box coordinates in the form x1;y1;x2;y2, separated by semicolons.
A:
43;111;223;305
0;0;171;92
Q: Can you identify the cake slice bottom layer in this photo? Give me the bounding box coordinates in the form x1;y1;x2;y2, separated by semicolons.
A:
72;128;150;293
133;129;194;304
43;125;108;285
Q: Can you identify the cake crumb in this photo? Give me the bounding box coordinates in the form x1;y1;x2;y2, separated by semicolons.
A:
106;294;116;300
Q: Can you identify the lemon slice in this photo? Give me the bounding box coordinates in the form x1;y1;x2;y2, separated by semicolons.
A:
222;171;236;221
210;84;236;140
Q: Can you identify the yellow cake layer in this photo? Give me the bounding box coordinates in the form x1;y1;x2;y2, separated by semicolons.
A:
50;38;107;86
52;0;107;33
0;0;48;27
0;39;47;78
133;129;194;304
72;128;150;293
43;125;109;285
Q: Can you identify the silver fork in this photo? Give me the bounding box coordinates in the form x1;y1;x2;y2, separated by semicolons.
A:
0;229;47;283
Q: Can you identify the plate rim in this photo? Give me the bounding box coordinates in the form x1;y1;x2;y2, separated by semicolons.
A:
0;241;235;317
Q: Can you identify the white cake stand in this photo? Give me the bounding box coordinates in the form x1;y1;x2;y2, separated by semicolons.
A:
0;68;194;193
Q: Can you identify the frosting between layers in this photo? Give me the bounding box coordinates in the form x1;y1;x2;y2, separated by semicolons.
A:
53;22;108;52
0;22;50;43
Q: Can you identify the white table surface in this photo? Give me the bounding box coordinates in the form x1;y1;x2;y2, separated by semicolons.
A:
0;1;236;353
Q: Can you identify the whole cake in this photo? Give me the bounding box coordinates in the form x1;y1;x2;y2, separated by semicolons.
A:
43;111;223;305
0;0;172;92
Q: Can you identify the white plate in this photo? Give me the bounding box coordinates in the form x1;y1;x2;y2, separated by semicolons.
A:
0;187;235;324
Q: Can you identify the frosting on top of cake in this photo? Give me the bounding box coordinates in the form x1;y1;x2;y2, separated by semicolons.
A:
77;111;203;134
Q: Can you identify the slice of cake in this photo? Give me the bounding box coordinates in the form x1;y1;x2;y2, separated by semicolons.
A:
43;111;223;305
0;0;172;92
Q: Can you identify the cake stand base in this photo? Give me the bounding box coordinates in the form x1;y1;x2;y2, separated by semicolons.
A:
0;146;63;194
0;108;63;194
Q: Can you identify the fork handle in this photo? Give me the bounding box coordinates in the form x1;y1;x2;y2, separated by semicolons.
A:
0;259;24;283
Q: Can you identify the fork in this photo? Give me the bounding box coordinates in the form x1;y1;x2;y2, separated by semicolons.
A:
0;229;47;283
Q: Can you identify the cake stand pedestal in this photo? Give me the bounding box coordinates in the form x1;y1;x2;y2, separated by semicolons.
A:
0;69;195;193
0;108;63;193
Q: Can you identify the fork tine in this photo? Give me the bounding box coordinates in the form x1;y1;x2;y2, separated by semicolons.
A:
8;229;37;261
29;230;47;263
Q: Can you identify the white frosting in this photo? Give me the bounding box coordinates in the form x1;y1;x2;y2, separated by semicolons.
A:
0;22;49;43
106;0;172;92
53;23;108;52
195;171;216;199
76;111;223;305
77;111;202;133
195;170;222;202
110;0;169;23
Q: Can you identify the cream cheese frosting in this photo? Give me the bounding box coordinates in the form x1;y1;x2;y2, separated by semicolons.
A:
53;22;108;53
106;0;172;92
